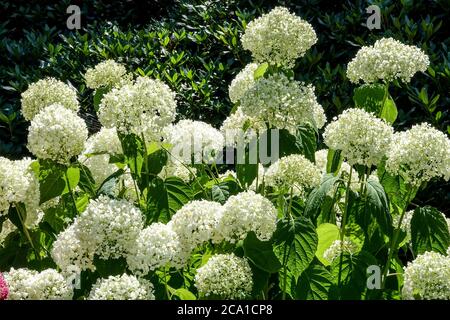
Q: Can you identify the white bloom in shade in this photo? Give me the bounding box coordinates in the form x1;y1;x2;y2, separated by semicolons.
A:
402;251;450;300
4;268;72;300
0;219;16;246
239;73;325;133
386;123;450;187
158;160;197;183
169;200;223;250
27;104;88;164
88;274;155;300
264;154;322;197
0;157;42;228
314;149;329;174
241;6;317;68
392;210;414;243
323;108;393;167
218;170;237;180
220;107;266;147
347;37;429;84
195;254;253;299
323;239;359;263
164;120;224;164
228;63;259;103
216;191;277;243
52;196;143;272
21;77;79;121
98;77;177;142
127;223;188;275
85;60;128;89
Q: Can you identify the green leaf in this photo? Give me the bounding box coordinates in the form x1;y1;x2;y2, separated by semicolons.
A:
364;176;392;236
63;166;80;194
243;232;282;273
236;144;258;188
316;223;340;266
278;124;317;162
326;149;343;175
77;164;96;195
253;62;268;80
273;217;318;280
296;259;333;300
411;206;450;255
118;132;145;179
146;147;168;175
380;97;398;124
353;83;385;113
304;174;340;222
93;87;110;112
34;160;67;204
171;288;196;300
210;179;240;204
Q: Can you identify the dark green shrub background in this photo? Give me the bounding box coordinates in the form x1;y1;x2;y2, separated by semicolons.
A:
1;0;449;211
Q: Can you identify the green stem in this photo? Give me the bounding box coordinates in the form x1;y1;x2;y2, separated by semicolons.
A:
16;204;40;260
381;188;414;288
338;166;353;286
65;170;78;215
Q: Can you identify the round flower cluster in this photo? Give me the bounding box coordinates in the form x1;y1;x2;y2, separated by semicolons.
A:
402;251;450;300
194;254;253;299
216;191;277;243
127;223;187;275
228;63;259;103
323;239;359;263
0;157;42;228
386;123;450;187
51;196;143;272
21;77;79;121
88;274;155;300
3;268;72;300
98;76;177;142
239;73;326;133
264;154;322;197
220;107;266;147
85;60;129;89
347;37;429;84
158;161;197;183
169;200;223;251
323;108;393;167
164;120;224;164
27;104;88;164
0;273;8;300
241;7;317;68
79;127;122;185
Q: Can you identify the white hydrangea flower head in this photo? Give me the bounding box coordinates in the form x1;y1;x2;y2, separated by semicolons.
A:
169;200;223;251
264;154;322;197
323;108;393;167
239;73;326;133
195;254;253;299
220;107;266;147
228;63;259;103
392;210;414;243
402;251;450;300
347;37;430;84
85;60;129;89
98;76;177;142
323;239;359;263
164;120;224;164
158;160;197;183
127;223;188;275
315;149;328;174
4;268;72;300
386;123;450;187
218;170;237;180
241;6;317;68
27;104;88;164
216;191;277;243
0;157;42;228
79;153;117;186
88;274;155;300
21;77;79;121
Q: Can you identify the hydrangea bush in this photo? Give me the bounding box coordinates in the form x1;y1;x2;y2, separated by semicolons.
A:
1;7;449;301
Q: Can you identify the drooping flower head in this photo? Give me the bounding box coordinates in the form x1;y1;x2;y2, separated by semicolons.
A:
386;123;450;187
27;104;88;164
239;73;326;133
216;191;277;243
98;77;177;142
88;274;155;300
323;108;393;167
194;254;253;299
85;60;129;89
241;7;317;68
347;37;429;84
402;251;450;300
21;77;79;121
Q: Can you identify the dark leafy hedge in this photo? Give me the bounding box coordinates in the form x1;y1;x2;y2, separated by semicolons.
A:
1;0;449;210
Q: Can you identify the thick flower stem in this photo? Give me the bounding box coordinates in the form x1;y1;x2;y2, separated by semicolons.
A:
338;166;353;286
65;170;78;216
